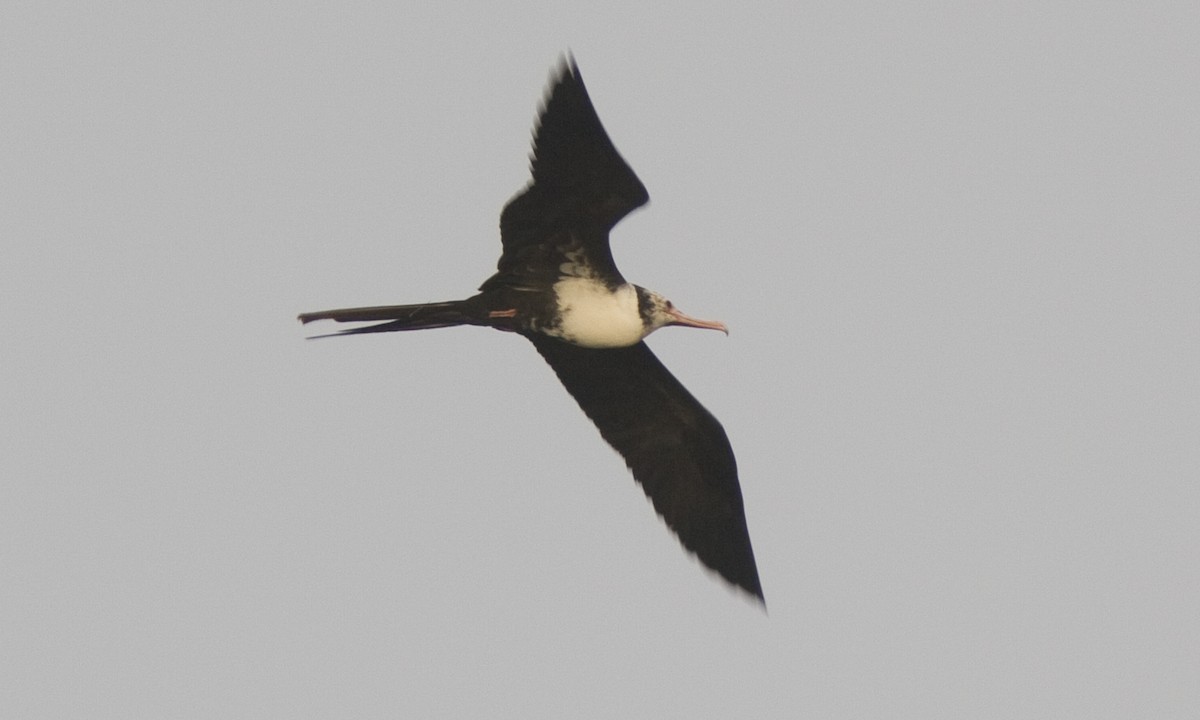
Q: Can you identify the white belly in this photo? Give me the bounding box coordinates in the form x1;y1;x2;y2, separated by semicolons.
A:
550;279;646;348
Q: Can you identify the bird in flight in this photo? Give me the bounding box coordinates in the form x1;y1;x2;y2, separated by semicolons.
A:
300;58;763;603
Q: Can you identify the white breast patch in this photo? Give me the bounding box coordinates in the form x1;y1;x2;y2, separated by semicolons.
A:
550;279;646;349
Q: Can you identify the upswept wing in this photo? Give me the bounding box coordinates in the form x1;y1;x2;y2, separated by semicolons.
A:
485;59;649;291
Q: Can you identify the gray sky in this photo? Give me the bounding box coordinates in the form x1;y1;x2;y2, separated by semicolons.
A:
3;2;1198;718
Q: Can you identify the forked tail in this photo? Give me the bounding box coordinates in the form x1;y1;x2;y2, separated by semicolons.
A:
298;299;479;338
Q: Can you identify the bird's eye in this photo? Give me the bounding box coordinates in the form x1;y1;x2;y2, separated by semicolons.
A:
665;301;674;310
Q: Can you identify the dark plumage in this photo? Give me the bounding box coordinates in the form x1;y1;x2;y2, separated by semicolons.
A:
301;58;763;603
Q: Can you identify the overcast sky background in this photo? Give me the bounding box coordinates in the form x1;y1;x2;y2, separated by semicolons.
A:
3;2;1198;718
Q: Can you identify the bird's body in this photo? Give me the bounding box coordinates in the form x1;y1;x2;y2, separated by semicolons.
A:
301;59;763;603
547;279;645;348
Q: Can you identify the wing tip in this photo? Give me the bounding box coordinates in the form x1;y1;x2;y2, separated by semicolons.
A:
552;50;580;83
721;559;766;608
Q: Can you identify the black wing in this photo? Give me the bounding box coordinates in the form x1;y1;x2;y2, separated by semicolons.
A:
484;59;650;292
529;335;764;602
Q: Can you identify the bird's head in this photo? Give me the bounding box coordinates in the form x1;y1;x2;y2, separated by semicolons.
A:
635;286;729;337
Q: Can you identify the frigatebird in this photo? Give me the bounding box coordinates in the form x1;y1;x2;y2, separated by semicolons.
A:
300;59;763;603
